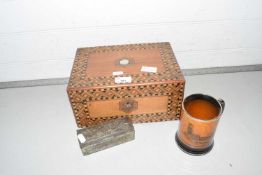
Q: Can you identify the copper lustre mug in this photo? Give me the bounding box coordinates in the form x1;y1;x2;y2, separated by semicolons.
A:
176;94;225;155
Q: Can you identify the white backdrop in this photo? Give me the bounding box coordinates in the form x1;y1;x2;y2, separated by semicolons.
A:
0;0;262;82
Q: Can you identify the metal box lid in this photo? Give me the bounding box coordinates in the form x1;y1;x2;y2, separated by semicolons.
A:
77;117;135;155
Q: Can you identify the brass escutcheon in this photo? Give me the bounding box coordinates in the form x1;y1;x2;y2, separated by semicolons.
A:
119;99;138;113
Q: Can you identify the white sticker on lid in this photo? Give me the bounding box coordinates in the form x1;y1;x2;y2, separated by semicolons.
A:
112;71;123;76
114;76;132;84
77;134;86;143
141;66;157;73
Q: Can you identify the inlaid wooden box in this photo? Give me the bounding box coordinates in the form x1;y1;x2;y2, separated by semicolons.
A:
67;42;185;127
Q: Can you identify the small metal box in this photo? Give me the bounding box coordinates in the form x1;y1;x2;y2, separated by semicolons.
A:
76;117;135;155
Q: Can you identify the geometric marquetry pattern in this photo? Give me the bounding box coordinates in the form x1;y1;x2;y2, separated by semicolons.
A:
67;42;184;88
68;82;185;128
67;42;185;128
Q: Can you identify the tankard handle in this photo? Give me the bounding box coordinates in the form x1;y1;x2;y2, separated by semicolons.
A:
217;98;225;113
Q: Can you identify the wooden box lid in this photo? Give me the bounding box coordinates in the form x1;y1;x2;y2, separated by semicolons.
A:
68;42;184;90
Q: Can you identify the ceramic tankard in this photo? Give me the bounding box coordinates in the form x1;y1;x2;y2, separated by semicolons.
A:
176;94;225;155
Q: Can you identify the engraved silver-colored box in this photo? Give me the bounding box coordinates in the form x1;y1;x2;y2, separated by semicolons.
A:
76;117;135;155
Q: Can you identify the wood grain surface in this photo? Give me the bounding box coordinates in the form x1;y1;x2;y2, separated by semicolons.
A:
67;42;185;127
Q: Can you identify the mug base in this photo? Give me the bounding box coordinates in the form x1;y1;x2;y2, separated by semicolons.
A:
175;132;214;156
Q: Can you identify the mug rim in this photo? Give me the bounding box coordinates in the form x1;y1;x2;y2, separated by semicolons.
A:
182;93;223;122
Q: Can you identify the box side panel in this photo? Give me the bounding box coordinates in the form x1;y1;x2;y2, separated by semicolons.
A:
69;81;185;127
88;96;168;117
67;89;90;128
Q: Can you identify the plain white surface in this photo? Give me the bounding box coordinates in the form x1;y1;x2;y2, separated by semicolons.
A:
0;71;262;175
1;0;262;81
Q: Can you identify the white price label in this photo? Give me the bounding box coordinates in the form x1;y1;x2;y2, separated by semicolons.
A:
112;71;123;76
114;76;132;84
77;134;86;143
141;66;157;73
